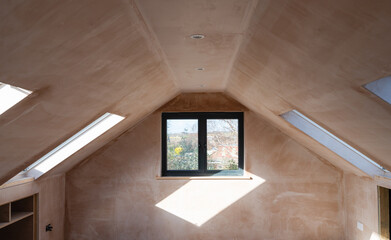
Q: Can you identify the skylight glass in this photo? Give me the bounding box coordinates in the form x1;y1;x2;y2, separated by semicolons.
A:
0;82;31;115
364;76;391;104
23;113;124;179
281;110;387;177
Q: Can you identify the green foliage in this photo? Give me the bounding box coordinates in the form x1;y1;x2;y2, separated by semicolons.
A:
167;131;198;170
206;159;238;170
228;159;239;170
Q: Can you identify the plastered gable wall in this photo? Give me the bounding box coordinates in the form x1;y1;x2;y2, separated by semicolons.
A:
343;173;378;240
65;93;344;239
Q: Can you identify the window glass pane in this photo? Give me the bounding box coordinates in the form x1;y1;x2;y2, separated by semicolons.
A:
364;76;391;104
281;110;386;177
167;119;198;170
0;83;31;116
23;113;124;179
207;119;238;170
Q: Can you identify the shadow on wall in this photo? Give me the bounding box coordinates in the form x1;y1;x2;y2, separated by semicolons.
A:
155;174;265;227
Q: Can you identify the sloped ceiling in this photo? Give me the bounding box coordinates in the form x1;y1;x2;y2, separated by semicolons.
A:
226;0;391;172
1;0;391;184
0;0;179;185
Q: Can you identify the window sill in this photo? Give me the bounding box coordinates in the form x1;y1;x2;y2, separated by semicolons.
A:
156;176;252;180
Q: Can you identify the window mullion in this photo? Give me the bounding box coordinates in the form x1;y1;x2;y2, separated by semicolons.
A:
198;116;207;173
161;116;167;176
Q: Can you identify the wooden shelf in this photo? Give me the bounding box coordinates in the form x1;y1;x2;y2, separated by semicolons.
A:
0;212;33;229
0;194;37;240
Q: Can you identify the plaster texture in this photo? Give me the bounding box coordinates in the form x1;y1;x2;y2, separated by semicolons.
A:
0;0;178;185
343;173;378;240
66;93;345;239
227;0;391;173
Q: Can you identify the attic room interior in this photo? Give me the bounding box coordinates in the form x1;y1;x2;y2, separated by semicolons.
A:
1;0;391;239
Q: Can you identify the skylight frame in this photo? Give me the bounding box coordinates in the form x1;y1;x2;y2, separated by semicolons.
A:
22;112;124;179
281;109;388;178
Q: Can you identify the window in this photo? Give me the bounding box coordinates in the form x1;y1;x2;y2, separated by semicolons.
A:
281;110;388;177
19;112;124;179
0;82;31;116
162;112;244;176
364;76;391;104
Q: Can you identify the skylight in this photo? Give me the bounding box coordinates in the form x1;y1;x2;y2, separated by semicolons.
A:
0;82;31;115
364;76;391;104
281;110;388;177
23;113;124;179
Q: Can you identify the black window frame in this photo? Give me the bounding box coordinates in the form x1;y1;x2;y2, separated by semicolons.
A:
162;112;244;176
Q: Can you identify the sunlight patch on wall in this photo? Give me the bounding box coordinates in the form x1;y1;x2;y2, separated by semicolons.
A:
155;174;265;226
370;232;381;240
0;82;31;115
22;113;124;179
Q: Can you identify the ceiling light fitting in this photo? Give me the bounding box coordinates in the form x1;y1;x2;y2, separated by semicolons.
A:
190;34;205;39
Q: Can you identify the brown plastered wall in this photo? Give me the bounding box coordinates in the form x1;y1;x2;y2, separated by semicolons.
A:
342;173;378;239
65;93;344;239
0;174;65;240
343;173;391;240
